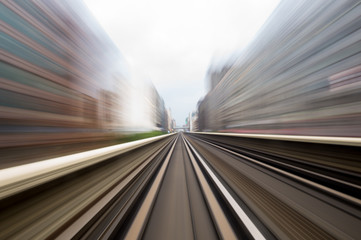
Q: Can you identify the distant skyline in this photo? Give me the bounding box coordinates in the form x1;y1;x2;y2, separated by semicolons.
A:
83;0;280;125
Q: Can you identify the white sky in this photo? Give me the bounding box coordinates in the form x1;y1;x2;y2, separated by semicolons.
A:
83;0;280;126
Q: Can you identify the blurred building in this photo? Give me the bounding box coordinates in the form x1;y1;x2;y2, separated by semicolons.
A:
133;82;169;132
172;119;176;131
151;84;168;131
198;0;361;137
185;116;189;129
190;111;199;132
206;63;232;91
165;108;175;132
0;0;167;148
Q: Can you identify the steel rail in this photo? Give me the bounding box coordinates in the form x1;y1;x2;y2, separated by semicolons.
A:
182;135;238;239
56;135;176;239
191;136;361;207
124;134;178;239
183;135;266;240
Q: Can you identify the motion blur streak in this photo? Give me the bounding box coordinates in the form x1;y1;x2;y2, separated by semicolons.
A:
0;0;175;165
0;0;174;166
1;0;361;239
198;0;361;136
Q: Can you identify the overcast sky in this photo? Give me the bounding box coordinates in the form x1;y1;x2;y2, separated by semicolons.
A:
83;0;280;126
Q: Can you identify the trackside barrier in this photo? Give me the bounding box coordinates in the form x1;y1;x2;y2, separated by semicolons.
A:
0;133;175;200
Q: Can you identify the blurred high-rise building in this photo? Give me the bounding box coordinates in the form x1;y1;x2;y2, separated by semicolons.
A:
0;0;167;150
198;0;361;137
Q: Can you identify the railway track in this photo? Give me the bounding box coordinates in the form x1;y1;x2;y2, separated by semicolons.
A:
0;134;176;239
121;133;264;240
186;133;361;239
0;132;360;239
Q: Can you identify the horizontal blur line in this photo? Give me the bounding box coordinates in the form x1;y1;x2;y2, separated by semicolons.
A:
0;133;175;199
193;132;361;147
0;126;105;133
